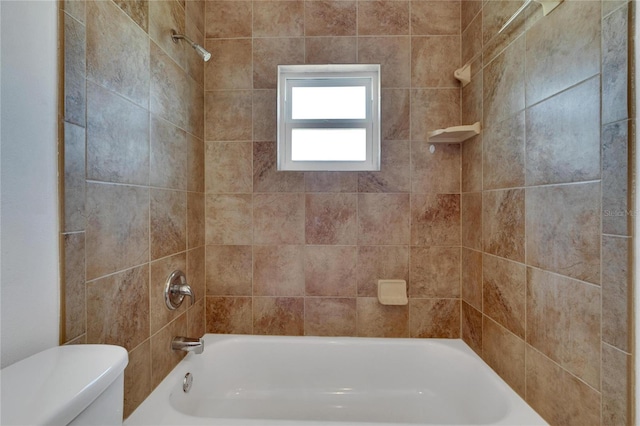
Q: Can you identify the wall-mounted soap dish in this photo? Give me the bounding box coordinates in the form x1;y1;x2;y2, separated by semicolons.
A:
428;122;481;144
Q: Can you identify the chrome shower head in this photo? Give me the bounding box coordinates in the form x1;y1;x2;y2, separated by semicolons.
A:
171;30;211;62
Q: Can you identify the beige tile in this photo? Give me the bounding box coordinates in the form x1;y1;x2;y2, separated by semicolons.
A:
305;246;357;297
526;183;600;284
205;142;253;193
150;189;186;260
253;90;277;141
86;0;149;107
123;340;151;418
602;343;632;426
482;254;525;338
150;42;189;130
254;194;305;244
186;72;205;139
151;314;187;388
410;299;460;338
187;298;206;338
187;134;205;192
206;245;252;296
253;142;305;192
461;135;482;193
186;0;205;35
206;296;253;334
63;233;85;343
205;90;253;141
357;246;409;297
187;192;205;249
602;120;632;236
602;236;632;352
461;69;482;125
381;89;410;141
461;11;481;65
602;0;628;17
253;245;305;296
205;39;252;90
482;317;525;397
483;36;524;128
482;189;524;262
358;1;409;35
187;247;206;304
602;4;629;124
358;193;410;245
483;112;525;190
461;192;481;251
411;194;460;246
149;0;185;70
358;36;410;88
411;36;460;88
253;1;304;37
526;345;601;426
150;116;187;190
304;1;357;36
525;0;600;106
87;265;149;351
113;0;148;32
64;13;85;127
86;82;149;185
412;1;460;35
411;141;460;193
526;267;601;389
150;253;187;334
63;0;86;24
461;247;482;310
462;301;482;355
205;194;253;245
357;297;409;337
205;1;252;38
253;297;304;335
359;140;410;193
253;38;305;89
63;123;86;232
482;1;529;65
305;172;358;192
305;37;357;64
305;193;358;245
409;247;460;298
526;77;600;186
410;89;460;142
461;1;481;33
304;298;357;337
86;183;149;280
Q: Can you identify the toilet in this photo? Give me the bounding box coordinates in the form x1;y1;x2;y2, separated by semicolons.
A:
0;344;128;425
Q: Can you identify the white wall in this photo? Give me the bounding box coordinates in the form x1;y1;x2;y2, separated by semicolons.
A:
0;0;59;368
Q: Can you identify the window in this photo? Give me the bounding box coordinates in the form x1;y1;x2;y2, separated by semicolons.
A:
277;64;381;171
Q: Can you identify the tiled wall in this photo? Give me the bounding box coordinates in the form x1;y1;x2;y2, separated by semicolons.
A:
202;0;464;337
60;0;206;417
459;1;634;425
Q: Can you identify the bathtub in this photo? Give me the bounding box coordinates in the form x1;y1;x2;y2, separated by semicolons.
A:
125;334;547;426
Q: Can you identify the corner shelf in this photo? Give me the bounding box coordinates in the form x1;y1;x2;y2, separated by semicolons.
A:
427;122;481;144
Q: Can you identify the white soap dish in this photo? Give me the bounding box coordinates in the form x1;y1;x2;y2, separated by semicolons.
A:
378;280;408;305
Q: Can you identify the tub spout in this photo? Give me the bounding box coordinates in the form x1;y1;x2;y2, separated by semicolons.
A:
171;336;204;354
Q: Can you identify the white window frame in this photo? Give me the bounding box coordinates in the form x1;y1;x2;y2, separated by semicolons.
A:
277;64;381;171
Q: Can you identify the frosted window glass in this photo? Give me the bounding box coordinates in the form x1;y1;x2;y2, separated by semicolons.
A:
291;86;367;120
291;129;367;161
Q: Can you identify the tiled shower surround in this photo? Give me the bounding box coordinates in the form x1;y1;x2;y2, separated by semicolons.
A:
60;0;634;424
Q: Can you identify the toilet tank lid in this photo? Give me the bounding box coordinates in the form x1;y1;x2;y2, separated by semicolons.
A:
0;344;128;426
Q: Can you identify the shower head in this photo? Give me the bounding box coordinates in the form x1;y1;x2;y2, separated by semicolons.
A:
171;30;212;62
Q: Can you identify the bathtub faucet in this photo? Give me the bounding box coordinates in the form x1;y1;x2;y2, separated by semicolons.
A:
171;336;204;354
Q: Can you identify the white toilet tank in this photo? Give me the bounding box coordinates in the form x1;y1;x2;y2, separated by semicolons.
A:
0;344;128;425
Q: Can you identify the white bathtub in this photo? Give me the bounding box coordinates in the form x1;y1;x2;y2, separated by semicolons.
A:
125;334;547;426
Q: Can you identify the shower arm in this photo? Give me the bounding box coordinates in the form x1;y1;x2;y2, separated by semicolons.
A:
171;31;196;47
